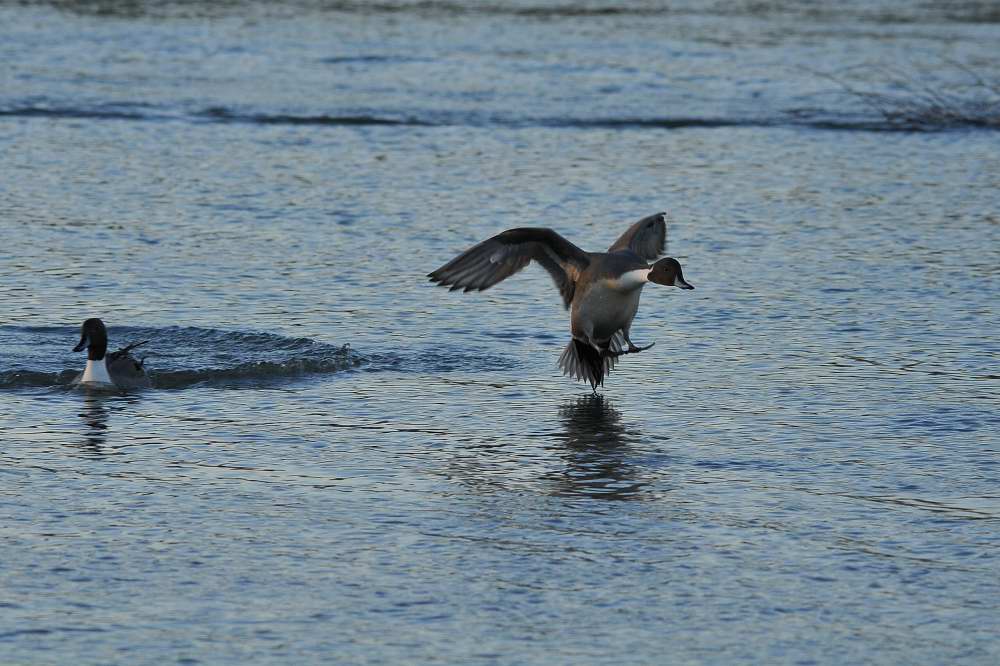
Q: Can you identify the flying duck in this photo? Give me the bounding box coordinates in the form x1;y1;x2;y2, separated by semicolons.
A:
72;318;151;390
428;212;693;390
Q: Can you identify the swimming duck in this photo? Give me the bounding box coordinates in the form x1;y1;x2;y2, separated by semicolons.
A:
428;212;693;390
72;318;151;390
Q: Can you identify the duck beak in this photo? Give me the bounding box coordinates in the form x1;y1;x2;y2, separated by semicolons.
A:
674;276;694;290
73;333;89;352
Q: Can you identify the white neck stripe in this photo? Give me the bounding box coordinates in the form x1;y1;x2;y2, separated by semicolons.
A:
81;358;113;385
619;268;651;287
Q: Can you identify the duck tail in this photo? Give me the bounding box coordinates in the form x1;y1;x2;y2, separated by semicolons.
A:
558;335;623;390
107;340;150;364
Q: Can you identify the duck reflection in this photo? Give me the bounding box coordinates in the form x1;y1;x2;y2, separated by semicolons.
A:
549;395;646;500
75;393;140;455
77;393;110;453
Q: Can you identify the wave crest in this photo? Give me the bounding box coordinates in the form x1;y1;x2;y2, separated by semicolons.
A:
0;326;362;390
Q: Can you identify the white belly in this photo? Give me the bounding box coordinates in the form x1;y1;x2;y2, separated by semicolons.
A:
572;281;643;342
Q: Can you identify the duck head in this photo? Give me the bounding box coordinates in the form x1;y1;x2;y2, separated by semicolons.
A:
73;318;109;361
648;257;694;289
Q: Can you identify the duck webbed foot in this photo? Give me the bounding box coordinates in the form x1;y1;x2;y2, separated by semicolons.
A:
604;341;655;358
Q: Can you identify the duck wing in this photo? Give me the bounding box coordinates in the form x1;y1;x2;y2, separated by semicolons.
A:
428;228;590;309
107;340;152;389
607;212;666;261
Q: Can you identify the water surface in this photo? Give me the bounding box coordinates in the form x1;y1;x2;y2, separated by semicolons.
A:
2;1;999;664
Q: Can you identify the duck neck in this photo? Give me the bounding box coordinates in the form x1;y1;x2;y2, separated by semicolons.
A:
87;340;107;361
618;268;651;290
81;357;113;384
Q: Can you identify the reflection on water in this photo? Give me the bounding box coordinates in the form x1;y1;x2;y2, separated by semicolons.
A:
548;396;645;500
74;393;142;454
78;393;110;453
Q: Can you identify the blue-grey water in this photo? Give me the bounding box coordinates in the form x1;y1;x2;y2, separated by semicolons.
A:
2;1;999;664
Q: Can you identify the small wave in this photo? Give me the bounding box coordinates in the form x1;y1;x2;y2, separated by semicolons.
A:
198;107;749;129
801;62;1000;132
197;106;429;127
319;55;433;65
0;101;165;122
785;108;1000;132
0;325;362;390
320;2;667;18
194;108;1000;132
35;2;691;20
128;326;363;389
149;356;359;389
30;0;1000;23
0;369;79;389
0;325;521;390
4;99;995;132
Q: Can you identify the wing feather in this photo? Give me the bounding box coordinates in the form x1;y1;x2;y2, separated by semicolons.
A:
428;228;590;308
607;212;667;261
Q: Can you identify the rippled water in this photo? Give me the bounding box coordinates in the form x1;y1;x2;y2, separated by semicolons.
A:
2;1;999;663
